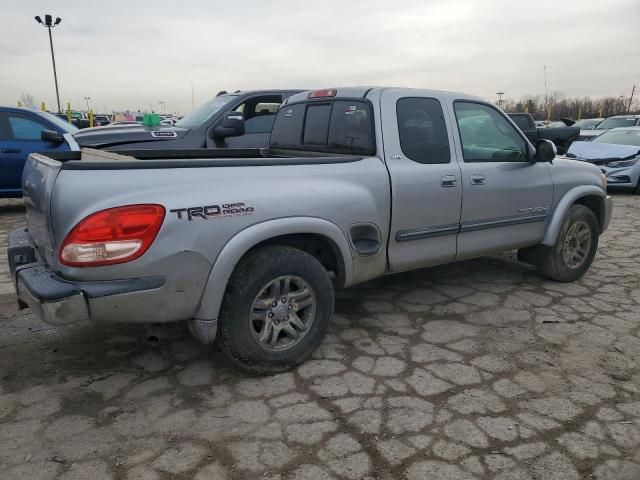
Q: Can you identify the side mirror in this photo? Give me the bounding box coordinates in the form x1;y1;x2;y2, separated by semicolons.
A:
532;139;556;162
213;112;245;139
41;129;63;144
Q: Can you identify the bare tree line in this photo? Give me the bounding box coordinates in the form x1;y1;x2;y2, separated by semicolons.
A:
499;91;639;120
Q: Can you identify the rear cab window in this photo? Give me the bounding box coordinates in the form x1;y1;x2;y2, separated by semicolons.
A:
270;99;375;155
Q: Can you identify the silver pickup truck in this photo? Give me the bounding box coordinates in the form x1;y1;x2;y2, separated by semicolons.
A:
8;87;612;373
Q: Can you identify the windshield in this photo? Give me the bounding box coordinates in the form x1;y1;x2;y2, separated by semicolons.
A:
175;95;236;129
574;119;602;129
597;117;638;130
40;112;79;132
592;129;640;147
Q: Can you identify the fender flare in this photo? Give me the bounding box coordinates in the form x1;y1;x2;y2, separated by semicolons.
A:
194;217;354;321
542;185;606;246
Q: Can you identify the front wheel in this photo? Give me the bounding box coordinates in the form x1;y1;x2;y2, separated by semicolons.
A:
218;245;334;374
536;204;599;282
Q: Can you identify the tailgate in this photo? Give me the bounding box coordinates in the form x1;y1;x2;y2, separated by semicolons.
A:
22;153;63;264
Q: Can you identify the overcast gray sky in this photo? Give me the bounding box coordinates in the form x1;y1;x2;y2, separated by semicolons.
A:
1;0;638;114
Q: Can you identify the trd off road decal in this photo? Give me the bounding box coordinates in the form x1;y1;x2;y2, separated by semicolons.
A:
170;202;255;221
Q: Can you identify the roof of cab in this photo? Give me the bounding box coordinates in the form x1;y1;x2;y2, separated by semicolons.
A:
285;87;485;104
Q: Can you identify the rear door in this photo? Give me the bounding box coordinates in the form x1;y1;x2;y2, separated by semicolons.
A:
451;100;553;259
381;89;463;272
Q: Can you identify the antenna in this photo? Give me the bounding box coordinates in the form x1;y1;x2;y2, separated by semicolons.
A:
191;80;195;111
543;65;549;110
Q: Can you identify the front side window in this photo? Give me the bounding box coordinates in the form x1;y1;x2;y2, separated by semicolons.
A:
8;116;47;141
396;97;450;164
39;112;78;132
233;95;283;134
454;102;527;162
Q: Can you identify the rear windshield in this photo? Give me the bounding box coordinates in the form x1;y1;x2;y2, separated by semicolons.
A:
270;100;375;155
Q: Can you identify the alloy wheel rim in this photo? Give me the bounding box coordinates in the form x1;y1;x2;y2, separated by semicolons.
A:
562;220;591;269
249;275;316;351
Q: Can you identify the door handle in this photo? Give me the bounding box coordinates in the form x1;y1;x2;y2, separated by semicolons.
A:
470;174;486;185
440;175;457;188
1;148;21;154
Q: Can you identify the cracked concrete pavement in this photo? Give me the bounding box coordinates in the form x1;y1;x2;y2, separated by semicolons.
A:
0;195;639;480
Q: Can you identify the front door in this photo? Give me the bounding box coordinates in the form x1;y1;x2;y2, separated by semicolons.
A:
381;89;463;273
450;101;553;259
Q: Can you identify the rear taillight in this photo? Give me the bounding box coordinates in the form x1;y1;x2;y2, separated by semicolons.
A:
59;204;165;267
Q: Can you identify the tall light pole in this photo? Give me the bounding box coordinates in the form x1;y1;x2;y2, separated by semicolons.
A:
84;96;91;112
496;91;505;108
158;101;165;114
34;14;62;114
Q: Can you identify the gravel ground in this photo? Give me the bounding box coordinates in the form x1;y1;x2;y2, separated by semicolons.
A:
0;195;639;480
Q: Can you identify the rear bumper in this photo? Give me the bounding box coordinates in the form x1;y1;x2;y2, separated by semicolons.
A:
8;228;165;326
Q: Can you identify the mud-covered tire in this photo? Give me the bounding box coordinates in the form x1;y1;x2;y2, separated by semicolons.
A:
218;245;334;374
536;204;599;282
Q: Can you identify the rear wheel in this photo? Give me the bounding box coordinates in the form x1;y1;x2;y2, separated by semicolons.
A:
535;204;599;282
218;245;334;374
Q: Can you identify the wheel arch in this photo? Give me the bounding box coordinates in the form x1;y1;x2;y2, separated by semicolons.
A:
542;186;607;246
194;217;353;321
